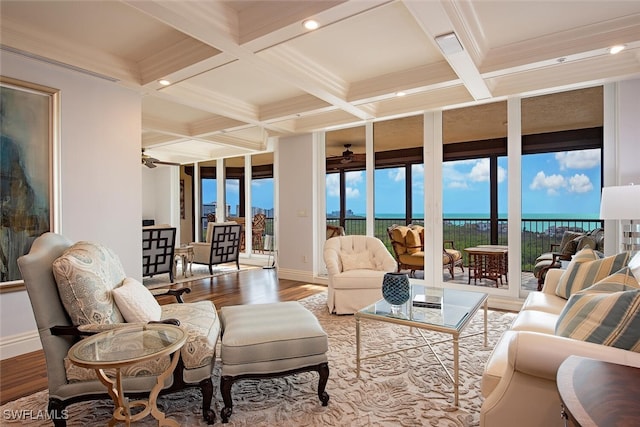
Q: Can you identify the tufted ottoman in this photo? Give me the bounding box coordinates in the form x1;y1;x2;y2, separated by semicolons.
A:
219;301;330;423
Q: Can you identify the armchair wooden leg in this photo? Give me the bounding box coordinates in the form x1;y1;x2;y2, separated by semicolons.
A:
200;377;215;424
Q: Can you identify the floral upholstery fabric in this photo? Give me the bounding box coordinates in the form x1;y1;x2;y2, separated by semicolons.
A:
52;241;126;325
65;353;172;382
65;301;219;381
161;301;220;370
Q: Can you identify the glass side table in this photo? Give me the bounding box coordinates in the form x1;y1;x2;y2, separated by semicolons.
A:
68;323;187;427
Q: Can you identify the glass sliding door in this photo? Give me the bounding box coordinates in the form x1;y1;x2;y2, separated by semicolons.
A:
251;153;274;253
443;101;508;287
521;87;604;292
325;125;366;236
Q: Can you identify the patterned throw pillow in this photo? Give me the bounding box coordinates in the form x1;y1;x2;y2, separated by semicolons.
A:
52;241;126;325
555;249;630;299
555;268;640;351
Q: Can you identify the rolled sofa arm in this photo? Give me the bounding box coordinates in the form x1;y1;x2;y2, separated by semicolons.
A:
481;330;640;427
508;331;640;380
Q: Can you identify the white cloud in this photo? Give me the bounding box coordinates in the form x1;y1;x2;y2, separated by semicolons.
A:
529;171;566;195
326;171;363;200
345;187;360;198
345;171;363;185
389;168;405;182
555;149;600;170
469;159;490;182
448;181;469;189
326;174;340;197
568;173;593;193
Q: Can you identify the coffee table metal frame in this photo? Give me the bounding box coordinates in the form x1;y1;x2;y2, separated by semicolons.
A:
355;286;488;406
67;323;187;427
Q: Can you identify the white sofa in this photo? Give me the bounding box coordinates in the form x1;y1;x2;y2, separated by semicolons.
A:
480;267;640;427
323;235;397;314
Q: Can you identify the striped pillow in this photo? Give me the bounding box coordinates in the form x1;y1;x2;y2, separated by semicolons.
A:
555;249;631;299
555;268;640;351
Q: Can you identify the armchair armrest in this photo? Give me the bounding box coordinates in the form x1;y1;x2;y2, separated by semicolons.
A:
443;240;457;250
52;319;182;337
150;287;191;303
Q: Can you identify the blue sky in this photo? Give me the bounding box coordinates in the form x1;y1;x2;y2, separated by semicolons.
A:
326;149;601;218
202;178;274;216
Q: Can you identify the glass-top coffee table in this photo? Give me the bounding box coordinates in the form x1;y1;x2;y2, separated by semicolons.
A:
355;285;488;406
68;323;187;426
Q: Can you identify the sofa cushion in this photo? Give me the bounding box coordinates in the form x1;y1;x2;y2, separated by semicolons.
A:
520;291;567;315
340;251;374;271
52;241;126;325
112;277;162;323
331;269;387;289
555;249;630;299
555;272;640;351
558;231;584;258
510;310;558;335
398;251;425;267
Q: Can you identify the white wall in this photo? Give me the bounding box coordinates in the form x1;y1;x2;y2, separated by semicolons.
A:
618;79;640;185
0;50;141;358
141;166;180;240
276;134;316;282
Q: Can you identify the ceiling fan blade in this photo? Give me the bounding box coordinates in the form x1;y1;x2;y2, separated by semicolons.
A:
154;160;181;166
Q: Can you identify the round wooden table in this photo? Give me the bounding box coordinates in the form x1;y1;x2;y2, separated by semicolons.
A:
557;355;640;426
68;324;186;427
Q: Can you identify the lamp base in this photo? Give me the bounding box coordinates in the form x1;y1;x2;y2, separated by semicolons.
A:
622;223;640;251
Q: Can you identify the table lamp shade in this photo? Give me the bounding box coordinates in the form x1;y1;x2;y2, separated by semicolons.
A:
599;185;640;220
600;185;640;251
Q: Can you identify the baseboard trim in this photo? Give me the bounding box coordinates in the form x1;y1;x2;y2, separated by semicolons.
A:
277;268;322;284
0;330;41;360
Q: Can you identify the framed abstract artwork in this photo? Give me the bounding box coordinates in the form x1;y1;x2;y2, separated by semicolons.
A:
0;77;59;292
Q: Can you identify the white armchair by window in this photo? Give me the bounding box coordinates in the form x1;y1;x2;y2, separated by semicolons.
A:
323;235;397;314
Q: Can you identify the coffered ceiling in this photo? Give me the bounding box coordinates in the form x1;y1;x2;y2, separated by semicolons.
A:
1;1;639;165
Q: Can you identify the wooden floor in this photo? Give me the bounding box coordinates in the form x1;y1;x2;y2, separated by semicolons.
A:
0;268;326;405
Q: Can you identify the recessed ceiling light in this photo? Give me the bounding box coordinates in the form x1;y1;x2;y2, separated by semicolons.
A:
609;45;625;55
158;79;171;86
303;19;319;30
396;91;406;97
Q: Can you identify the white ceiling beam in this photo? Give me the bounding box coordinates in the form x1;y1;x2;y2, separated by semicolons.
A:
403;1;492;100
124;0;375;120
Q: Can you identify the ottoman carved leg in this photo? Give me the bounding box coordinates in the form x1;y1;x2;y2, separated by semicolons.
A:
219;363;330;424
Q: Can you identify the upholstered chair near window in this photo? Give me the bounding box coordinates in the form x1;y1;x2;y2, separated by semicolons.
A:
18;233;220;426
191;222;242;273
323;235;397;314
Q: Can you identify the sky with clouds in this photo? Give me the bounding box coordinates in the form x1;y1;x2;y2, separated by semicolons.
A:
326;149;601;218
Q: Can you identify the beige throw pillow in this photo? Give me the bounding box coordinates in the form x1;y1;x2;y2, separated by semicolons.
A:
340;252;374;271
112;277;162;323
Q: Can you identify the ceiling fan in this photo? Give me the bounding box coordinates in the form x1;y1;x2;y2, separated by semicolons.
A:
141;149;180;168
327;144;366;165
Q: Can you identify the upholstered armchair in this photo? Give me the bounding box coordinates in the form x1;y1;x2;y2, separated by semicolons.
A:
323;235;397;314
17;232;220;426
191;222;242;273
326;224;346;239
387;224;464;279
533;228;604;289
142;225;176;282
251;213;267;253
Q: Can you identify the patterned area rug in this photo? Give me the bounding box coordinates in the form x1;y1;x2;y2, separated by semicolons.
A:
0;293;516;426
143;263;257;289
